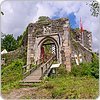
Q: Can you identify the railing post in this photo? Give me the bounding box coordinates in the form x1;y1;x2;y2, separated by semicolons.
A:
46;64;47;69
30;64;32;74
36;60;37;65
49;59;51;67
25;67;27;73
22;67;24;75
41;67;43;76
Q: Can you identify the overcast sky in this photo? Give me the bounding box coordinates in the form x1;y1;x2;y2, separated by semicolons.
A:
1;0;100;52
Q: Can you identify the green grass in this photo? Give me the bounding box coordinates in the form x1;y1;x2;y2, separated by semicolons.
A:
41;75;99;99
38;66;99;99
13;73;99;99
1;59;24;93
1;58;99;99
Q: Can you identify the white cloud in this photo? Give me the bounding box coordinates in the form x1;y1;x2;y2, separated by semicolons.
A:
1;0;38;37
32;2;54;22
1;0;99;51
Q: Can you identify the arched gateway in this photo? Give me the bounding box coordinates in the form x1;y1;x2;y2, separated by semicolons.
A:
27;18;72;71
38;36;59;61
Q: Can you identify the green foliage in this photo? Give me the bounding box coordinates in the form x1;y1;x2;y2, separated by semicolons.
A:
37;16;51;25
17;35;23;47
17;28;28;47
90;1;99;17
32;83;41;87
51;88;63;98
32;64;37;68
41;75;98;99
38;16;50;22
21;28;28;46
44;41;52;54
71;63;92;77
44;82;54;89
44;63;99;99
1;34;18;52
71;53;99;79
91;53;99;78
1;27;28;51
1;59;24;93
17;65;98;99
57;64;68;76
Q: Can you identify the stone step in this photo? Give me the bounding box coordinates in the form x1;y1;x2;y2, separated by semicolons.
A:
19;81;41;87
20;79;41;83
24;76;41;80
19;83;34;87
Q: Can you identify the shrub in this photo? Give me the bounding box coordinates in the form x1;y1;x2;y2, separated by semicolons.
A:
71;63;92;77
44;82;54;89
51;88;63;98
32;64;37;68
57;64;68;76
71;53;99;79
91;53;99;78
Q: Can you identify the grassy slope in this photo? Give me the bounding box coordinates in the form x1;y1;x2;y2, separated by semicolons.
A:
39;75;99;99
1;59;24;93
21;66;99;99
1;60;99;99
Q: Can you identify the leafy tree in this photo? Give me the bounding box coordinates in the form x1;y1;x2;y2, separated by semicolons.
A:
90;1;99;17
2;34;18;51
87;1;99;17
17;35;23;47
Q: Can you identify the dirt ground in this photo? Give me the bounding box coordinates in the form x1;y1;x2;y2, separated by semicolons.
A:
1;87;52;99
1;87;38;99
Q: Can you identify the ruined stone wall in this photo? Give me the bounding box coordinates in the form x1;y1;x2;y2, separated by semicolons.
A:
1;46;27;66
71;39;92;65
1;16;93;72
26;16;92;71
70;29;92;51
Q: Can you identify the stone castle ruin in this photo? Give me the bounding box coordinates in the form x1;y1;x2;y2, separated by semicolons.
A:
1;16;92;71
27;16;92;71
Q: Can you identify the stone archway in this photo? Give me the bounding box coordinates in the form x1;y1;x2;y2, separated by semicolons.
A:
27;17;72;71
34;36;59;63
38;36;59;61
